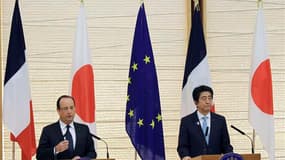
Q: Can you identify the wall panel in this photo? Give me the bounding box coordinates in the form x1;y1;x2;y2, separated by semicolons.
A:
1;0;284;159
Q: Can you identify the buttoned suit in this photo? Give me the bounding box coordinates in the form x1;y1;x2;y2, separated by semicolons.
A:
177;110;233;158
36;121;96;160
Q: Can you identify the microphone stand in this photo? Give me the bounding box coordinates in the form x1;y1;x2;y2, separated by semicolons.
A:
90;133;110;159
244;131;254;154
230;125;254;154
100;138;110;159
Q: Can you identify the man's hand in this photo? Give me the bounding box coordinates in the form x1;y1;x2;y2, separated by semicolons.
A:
55;140;69;153
182;156;191;160
72;156;81;160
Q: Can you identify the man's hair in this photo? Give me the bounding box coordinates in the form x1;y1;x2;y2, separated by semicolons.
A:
56;95;75;110
192;85;214;102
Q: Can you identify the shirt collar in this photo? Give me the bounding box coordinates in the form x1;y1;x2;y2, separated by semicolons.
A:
59;120;74;130
197;111;210;120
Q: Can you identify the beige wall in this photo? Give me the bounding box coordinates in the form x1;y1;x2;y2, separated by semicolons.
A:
0;0;3;158
1;0;284;159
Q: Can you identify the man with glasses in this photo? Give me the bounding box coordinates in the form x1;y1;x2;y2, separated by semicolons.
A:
177;85;233;159
36;95;97;160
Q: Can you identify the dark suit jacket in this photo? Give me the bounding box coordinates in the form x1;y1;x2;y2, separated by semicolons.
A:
36;121;97;160
177;111;233;158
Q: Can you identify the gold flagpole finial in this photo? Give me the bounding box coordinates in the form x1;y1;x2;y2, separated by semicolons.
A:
140;0;144;4
193;0;200;11
80;0;84;4
257;0;263;8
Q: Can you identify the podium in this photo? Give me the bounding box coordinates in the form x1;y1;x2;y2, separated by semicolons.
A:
60;158;115;160
192;154;260;160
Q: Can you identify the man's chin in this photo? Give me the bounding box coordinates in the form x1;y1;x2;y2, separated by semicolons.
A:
64;119;74;124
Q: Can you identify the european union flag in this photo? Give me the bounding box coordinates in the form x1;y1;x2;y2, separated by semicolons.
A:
125;3;166;160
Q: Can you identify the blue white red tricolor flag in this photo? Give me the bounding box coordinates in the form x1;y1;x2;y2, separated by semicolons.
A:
3;0;36;159
181;5;214;118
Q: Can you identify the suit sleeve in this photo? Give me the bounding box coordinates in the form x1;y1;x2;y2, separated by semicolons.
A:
177;118;191;158
36;127;56;160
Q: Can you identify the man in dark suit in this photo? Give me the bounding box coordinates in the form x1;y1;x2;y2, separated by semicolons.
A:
177;85;233;159
36;95;97;160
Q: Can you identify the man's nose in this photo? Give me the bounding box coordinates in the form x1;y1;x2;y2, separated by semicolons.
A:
206;98;211;103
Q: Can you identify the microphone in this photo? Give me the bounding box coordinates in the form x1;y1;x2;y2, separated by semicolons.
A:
230;125;254;154
90;133;110;159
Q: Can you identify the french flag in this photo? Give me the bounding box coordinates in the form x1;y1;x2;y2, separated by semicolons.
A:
3;0;36;159
249;6;275;160
70;2;96;138
181;5;213;118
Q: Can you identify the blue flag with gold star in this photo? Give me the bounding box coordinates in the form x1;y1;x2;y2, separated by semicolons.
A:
125;3;165;160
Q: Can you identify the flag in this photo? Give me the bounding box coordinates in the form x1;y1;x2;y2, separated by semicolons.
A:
181;5;213;117
3;0;36;159
125;3;165;160
71;2;96;137
249;6;275;160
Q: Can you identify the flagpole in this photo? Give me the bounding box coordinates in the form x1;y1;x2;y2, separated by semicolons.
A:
132;3;143;160
252;0;260;153
193;0;199;10
252;2;260;152
251;0;262;155
257;0;263;8
134;150;138;160
12;142;15;160
253;129;256;153
0;0;3;157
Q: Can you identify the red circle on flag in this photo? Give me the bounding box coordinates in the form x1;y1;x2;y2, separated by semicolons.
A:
251;59;273;115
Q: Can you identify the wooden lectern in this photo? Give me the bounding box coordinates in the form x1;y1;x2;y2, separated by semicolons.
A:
60;158;115;160
192;154;261;160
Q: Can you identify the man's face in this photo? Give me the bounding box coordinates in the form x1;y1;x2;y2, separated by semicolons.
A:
195;91;213;115
57;97;76;124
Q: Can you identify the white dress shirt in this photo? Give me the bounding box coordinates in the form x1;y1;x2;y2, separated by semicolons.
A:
197;111;211;136
59;120;76;149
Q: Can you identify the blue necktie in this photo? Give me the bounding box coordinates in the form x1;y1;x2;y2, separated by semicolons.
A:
202;116;209;144
65;125;74;154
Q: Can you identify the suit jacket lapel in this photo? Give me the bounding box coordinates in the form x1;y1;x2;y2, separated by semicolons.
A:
208;113;217;145
55;121;71;158
73;123;78;152
191;111;207;145
56;121;64;140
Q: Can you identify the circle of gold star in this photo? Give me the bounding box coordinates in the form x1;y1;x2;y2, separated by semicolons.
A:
137;118;144;127
128;109;134;118
144;55;151;64
156;113;162;122
131;62;138;72
150;119;155;129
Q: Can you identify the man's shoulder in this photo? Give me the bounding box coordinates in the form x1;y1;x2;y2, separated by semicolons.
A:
42;121;59;131
181;111;197;121
74;122;89;129
211;112;226;120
